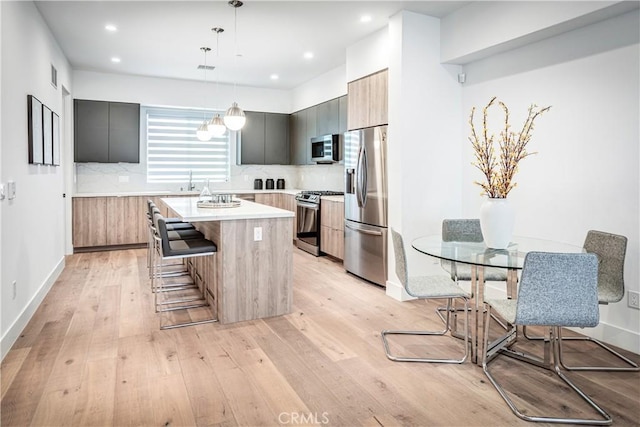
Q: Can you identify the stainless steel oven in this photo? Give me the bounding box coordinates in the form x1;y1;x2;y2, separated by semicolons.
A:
295;191;343;256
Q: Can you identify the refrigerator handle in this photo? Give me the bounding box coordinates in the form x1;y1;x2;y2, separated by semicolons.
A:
345;168;355;194
345;222;383;236
356;144;367;208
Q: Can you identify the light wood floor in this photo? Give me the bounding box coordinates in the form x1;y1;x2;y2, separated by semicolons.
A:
2;248;639;426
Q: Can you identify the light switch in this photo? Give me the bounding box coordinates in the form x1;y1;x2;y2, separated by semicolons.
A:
7;180;16;200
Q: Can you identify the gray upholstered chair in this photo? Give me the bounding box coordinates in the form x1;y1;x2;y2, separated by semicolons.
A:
483;252;612;425
381;229;470;364
441;219;508;283
558;230;638;371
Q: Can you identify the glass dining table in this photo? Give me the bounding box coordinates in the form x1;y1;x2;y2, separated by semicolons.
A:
411;234;584;364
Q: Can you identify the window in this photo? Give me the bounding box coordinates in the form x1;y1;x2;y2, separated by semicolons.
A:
144;106;230;184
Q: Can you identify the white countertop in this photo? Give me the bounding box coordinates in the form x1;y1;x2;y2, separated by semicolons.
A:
162;197;294;221
73;189;302;198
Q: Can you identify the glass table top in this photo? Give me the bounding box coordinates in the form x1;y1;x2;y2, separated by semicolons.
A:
411;235;584;270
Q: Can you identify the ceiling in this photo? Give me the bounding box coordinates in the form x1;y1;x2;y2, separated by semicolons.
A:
35;1;470;90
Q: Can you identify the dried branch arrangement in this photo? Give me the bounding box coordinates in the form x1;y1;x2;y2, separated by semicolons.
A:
469;97;551;198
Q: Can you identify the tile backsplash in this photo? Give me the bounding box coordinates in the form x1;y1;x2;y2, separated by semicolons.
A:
75;162;344;193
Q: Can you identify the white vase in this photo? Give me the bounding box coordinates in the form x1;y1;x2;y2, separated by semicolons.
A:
479;198;515;249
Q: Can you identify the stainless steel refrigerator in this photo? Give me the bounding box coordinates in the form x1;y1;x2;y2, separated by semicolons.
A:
344;125;388;287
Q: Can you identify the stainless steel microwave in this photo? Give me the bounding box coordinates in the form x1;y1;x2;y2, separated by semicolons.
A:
310;134;340;163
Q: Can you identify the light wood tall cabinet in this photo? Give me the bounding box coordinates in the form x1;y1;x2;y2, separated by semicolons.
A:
347;69;388;130
320;197;344;260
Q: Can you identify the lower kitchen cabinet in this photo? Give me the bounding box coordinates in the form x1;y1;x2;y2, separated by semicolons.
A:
255;193;297;240
73;195;149;250
320;197;344;259
73;197;108;248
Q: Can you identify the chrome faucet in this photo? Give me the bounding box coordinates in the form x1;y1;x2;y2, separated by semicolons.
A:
188;170;196;191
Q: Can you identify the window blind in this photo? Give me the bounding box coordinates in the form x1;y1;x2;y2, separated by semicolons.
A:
145;107;230;184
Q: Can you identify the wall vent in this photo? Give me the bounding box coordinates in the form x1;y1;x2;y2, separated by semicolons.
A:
51;64;58;88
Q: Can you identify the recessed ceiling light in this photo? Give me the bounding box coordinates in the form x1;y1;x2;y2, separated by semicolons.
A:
360;15;372;23
270;74;279;80
303;52;314;60
111;57;121;63
105;24;117;32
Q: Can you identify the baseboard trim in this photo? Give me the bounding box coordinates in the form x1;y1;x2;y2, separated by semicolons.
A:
385;280;416;301
1;256;65;361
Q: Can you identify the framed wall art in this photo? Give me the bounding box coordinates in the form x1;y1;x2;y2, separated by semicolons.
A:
28;95;44;164
52;112;60;166
42;104;53;165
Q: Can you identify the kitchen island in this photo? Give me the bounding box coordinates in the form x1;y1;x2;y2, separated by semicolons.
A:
161;196;294;324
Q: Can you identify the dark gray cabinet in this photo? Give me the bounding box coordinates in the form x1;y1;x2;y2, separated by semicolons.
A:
316;98;339;136
265;113;289;164
290;110;307;165
289;95;347;165
74;99;140;163
239;111;289;165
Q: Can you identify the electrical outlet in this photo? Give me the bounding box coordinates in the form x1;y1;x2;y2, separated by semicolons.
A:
628;290;640;309
253;227;262;241
12;280;16;299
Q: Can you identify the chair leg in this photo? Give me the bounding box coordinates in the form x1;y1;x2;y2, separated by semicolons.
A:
382;298;469;364
483;313;613;425
523;326;639;372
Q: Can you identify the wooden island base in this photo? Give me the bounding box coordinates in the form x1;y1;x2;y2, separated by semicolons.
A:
191;217;293;324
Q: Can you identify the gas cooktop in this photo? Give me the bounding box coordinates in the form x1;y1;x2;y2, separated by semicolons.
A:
299;190;344;196
295;190;344;203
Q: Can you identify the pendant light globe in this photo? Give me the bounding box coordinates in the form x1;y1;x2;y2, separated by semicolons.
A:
224;0;246;131
224;102;246;131
196;122;212;141
208;114;227;137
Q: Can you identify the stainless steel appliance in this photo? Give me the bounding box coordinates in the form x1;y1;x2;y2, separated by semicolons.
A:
344;126;388;287
295;190;344;256
310;134;340;163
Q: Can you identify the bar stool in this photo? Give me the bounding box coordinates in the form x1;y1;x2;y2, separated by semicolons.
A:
153;213;218;329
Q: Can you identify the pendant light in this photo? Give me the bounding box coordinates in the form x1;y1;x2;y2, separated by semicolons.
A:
196;46;212;141
207;27;227;137
223;0;246;131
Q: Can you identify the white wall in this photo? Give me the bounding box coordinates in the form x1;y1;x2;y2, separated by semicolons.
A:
440;1;637;64
290;64;347;112
1;1;72;358
460;10;640;352
386;11;463;300
346;27;390;82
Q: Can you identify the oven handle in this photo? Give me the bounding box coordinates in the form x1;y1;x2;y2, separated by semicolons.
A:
296;201;319;210
345;223;383;236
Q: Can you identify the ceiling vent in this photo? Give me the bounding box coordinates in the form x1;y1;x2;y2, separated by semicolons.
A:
197;65;215;71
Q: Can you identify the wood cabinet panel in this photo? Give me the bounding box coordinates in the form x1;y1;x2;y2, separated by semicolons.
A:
72;197;108;248
320;198;344;259
106;196;141;245
255;193;281;208
347;69;388;130
320;226;344;260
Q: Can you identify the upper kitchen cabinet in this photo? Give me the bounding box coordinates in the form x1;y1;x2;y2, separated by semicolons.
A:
347;69;388;130
74;99;140;163
239;111;289;165
289;95;347;166
316;98;339;136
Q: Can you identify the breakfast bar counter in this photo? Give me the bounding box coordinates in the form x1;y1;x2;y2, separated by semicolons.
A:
161;197;294;324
